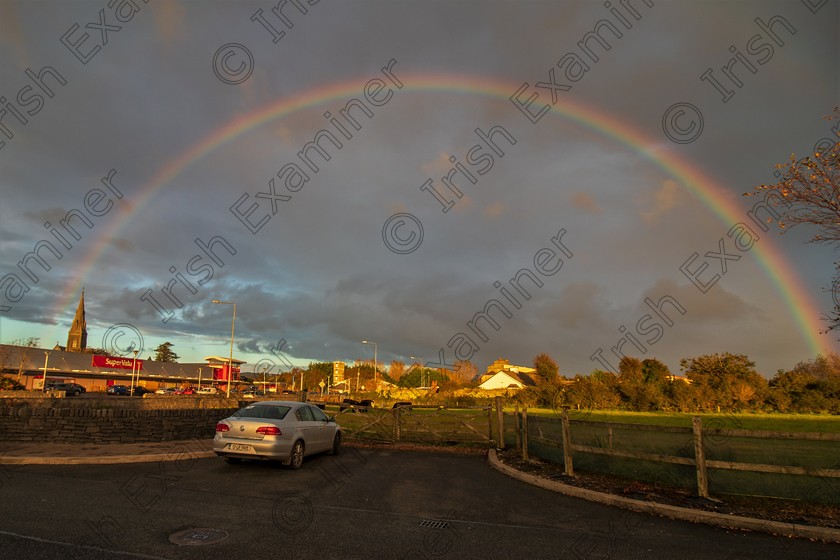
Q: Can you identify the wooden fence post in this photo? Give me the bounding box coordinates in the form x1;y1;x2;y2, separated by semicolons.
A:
607;425;613;451
561;410;574;476
488;405;493;446
692;416;709;498
521;408;529;461
393;407;401;442
495;397;505;449
514;405;521;450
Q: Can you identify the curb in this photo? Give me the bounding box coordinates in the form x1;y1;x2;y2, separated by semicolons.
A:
487;448;840;544
1;451;216;465
0;440;469;465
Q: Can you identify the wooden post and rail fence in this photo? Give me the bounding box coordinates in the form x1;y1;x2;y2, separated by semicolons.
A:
322;397;839;502
510;409;840;499
329;402;497;446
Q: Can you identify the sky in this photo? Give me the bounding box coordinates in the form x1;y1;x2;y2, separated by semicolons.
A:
0;0;838;378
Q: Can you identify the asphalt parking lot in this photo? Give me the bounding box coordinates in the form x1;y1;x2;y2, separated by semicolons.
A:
0;447;836;559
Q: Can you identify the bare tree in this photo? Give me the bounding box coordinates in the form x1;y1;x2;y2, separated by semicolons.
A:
746;109;840;334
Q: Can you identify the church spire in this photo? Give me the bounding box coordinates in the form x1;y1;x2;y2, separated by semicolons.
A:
66;289;87;352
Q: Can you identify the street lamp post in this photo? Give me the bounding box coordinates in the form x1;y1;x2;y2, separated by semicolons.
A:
361;340;377;391
130;350;139;395
411;356;425;388
41;352;50;392
212;299;237;398
262;365;269;394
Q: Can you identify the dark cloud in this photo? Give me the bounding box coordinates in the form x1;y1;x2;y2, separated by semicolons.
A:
1;0;837;378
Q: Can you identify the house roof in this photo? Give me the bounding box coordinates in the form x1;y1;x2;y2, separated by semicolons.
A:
479;370;538;389
507;371;538;386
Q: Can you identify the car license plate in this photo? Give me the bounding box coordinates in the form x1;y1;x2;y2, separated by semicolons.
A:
228;444;251;452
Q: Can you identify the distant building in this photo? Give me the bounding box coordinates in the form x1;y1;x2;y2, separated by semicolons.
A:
0;344;246;391
65;290;87;352
478;370;538;390
1;291;252;391
477;358;539;390
332;361;345;384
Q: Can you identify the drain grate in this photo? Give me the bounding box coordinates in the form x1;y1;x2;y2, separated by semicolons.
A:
419;519;450;529
169;527;229;546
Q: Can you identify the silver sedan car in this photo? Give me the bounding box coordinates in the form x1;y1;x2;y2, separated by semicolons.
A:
213;401;341;468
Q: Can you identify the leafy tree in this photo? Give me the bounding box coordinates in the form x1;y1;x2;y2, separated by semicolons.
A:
532;353;559;385
770;354;840;413
397;365;448;388
389;360;406;380
764;373;793;413
11;337;40;348
680;353;767;411
617;356;643;409
83;347;113;357
792;352;840;379
641;358;670;384
746;110;840;333
451;360;479;385
153;342;180;362
562;370;621;410
345;364;376;391
618;356;643;384
663;379;701;413
0;376;24;390
617;356;669;411
287;367;305;391
305;362;333;390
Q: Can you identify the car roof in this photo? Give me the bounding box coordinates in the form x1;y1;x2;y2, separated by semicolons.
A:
245;400;309;407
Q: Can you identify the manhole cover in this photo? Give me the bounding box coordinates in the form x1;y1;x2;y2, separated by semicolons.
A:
169;527;229;546
419;519;449;529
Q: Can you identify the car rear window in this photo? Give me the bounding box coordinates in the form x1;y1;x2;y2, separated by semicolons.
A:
234;405;291;420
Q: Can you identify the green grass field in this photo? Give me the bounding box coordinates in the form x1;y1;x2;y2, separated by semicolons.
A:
325;405;494;444
521;408;840;433
514;410;840;504
324;404;840;503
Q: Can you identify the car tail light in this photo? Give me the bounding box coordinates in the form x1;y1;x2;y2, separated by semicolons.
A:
256;426;282;436
215;422;230;432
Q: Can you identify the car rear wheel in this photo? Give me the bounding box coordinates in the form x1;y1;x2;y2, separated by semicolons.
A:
224;457;242;464
329;432;341;455
288;440;305;469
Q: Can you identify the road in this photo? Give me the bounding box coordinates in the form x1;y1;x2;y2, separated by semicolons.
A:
0;446;835;559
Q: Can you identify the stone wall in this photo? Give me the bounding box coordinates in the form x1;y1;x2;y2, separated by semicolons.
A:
0;396;243;443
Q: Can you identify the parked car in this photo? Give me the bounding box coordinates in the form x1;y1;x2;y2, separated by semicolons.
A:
213;400;341;469
107;385;130;396
174;387;195;395
155;387;176;395
48;383;85;397
132;386;153;396
339;398;359;412
196;387;218;395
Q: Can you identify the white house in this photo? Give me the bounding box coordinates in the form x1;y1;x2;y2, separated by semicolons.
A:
478;369;538;390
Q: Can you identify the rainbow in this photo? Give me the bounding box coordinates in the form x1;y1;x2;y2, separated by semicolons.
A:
54;73;834;358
